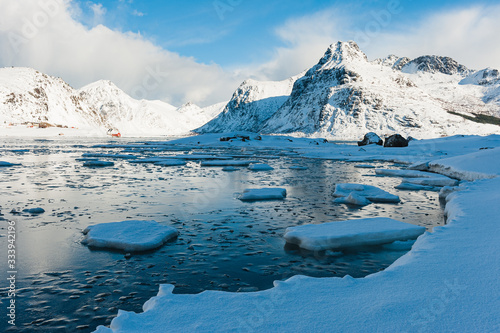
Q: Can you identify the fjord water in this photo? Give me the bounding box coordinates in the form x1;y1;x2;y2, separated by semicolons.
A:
0;138;444;332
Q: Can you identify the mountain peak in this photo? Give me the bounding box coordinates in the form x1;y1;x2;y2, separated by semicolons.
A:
401;55;470;76
318;41;368;67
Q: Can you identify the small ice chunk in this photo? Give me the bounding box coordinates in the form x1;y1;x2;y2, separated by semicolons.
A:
333;183;400;203
82;153;137;159
248;163;274;171
23;207;45;215
284;217;425;251
333;192;372;206
171;155;232;160
238;188;286;201
83;160;114;167
0;161;20;167
154;160;186;166
289;166;308;170
201;160;251;167
354;164;376;169
82;220;178;252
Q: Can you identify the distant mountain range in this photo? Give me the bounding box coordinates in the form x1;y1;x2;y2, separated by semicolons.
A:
1;41;500;138
0;67;223;136
198;41;500;139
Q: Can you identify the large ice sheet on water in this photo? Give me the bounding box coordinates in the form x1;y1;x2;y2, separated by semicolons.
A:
238;188;286;201
333;183;400;203
284;217;425;251
82;220;178;252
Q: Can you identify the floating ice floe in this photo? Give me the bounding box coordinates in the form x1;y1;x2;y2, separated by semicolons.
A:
201;160;252;167
333;183;400;203
375;169;445;178
375;168;458;188
82;220;178;252
23;207;45;215
248;163;274;171
0;161;20;167
354;164;376;169
82;153;137;159
333;192;372;206
129;157;171;164
284;217;425;251
238;188;287;201
154;160;186;166
400;177;458;187
289;166;308;170
83;160;114;167
171;154;233;160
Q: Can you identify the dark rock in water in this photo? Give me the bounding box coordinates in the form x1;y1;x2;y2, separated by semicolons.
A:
357;132;383;146
23;207;45;215
384;134;409;147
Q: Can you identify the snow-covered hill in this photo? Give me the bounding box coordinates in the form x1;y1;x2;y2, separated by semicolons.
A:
0;67;108;135
198;41;500;139
0;68;225;137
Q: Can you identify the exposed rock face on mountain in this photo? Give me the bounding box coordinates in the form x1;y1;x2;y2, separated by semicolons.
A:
0;68;224;136
401;55;470;75
197;77;299;133
198;41;500;139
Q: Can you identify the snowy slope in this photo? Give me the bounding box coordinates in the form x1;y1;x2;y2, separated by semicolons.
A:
202;41;500;139
197;75;301;133
0;67;108;133
78;80;207;136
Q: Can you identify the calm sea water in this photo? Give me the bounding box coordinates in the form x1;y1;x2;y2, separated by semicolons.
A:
0;137;444;332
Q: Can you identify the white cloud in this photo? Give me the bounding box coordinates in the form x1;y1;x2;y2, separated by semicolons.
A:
368;6;500;71
0;0;243;106
131;9;145;17
249;4;500;81
88;2;106;26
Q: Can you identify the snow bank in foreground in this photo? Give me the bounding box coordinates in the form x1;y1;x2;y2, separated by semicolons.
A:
238;188;287;201
94;177;500;333
82;220;178;252
428;147;500;181
283;218;425;251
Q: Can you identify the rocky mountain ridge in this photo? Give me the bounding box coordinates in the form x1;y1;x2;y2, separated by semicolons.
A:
199;41;500;139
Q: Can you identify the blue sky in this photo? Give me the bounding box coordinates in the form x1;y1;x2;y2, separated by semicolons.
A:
75;0;500;67
1;0;500;106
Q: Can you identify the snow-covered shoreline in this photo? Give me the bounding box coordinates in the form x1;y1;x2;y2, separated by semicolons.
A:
91;133;499;333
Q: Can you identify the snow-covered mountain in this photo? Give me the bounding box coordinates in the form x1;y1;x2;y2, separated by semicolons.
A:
197;76;300;133
198;41;500;139
0;68;224;136
0;67;108;134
